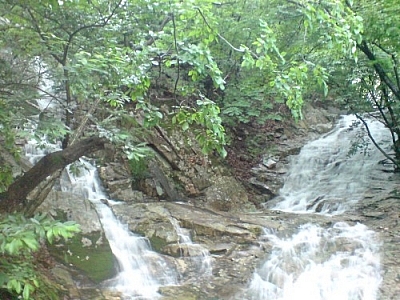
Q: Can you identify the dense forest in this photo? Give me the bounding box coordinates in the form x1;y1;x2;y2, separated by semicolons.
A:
0;0;399;298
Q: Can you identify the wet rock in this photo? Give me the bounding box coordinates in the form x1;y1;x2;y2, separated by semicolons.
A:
262;156;278;169
106;178;132;193
51;264;115;300
149;160;181;200
111;203;179;252
312;123;333;133
49;231;117;284
159;285;207;300
162;243;209;258
208;243;237;255
51;265;81;299
248;177;277;196
101;291;123;300
363;211;386;219
99;163;130;181
204;176;255;212
136;178;160;197
249;157;287;201
115;189;144;202
98;163;148;202
164;202;261;242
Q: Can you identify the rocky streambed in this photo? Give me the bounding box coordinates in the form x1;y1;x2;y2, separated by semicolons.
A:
108;182;400;300
46;189;400;300
38;105;400;299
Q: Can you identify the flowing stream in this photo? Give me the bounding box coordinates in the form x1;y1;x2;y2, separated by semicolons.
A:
27;73;391;299
23;71;180;298
24;108;176;299
273;114;392;215
24;135;179;299
170;217;212;277
60;160;178;299
242;115;390;300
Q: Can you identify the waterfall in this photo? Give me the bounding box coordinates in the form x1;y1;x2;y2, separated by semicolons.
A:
245;223;381;300
243;115;388;300
272;115;392;215
24;67;389;300
24;139;179;299
60;160;178;299
23;65;178;299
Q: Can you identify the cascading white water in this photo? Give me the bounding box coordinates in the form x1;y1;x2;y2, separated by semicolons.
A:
60;160;178;299
24;59;62;164
272;115;392;215
24;68;178;299
24;135;179;298
243;115;388;300
26;68;390;300
170;217;212;276
245;223;381;300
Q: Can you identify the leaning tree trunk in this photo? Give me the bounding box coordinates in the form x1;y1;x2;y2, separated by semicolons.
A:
0;136;106;214
23;169;63;216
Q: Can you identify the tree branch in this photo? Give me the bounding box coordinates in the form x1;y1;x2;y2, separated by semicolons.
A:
129;14;173;50
355;114;397;167
196;8;247;54
0;137;106;213
358;41;400;100
372;42;400;92
171;13;180;102
62;0;124;64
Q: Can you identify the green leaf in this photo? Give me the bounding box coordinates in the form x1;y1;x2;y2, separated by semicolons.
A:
8;278;22;294
182;122;189;131
46;230;54;244
21;238;38;251
23;283;33;300
0;272;8;287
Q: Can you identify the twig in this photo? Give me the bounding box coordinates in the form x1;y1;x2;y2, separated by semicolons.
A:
171;12;180;103
196;8;248;54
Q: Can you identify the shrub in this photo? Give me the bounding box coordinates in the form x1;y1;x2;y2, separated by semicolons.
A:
0;213;80;299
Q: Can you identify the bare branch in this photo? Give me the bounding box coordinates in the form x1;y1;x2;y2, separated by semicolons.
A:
358;41;400;100
372;42;400;91
196;8;247;54
355;114;397;166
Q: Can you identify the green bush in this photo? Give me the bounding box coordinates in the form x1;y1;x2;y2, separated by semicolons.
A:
128;156;150;181
0;213;80;299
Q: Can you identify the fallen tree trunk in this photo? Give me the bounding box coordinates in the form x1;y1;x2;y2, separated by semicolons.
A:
0;136;106;214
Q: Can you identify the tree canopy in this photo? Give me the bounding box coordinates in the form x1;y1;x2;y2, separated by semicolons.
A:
0;0;399;204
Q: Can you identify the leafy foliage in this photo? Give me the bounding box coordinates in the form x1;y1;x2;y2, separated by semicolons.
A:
0;213;80;299
210;0;400;168
0;165;13;194
128;156;150;181
0;0;398;186
172;98;227;157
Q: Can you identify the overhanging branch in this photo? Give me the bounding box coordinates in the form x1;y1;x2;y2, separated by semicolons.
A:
0;137;106;213
355;114;397;166
358;41;400;100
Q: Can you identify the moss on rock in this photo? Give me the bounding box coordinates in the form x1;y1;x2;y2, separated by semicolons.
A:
49;231;117;283
148;235;169;253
